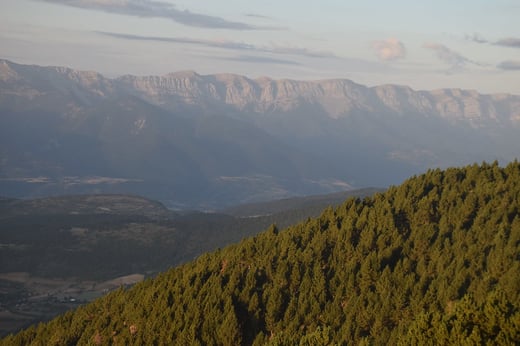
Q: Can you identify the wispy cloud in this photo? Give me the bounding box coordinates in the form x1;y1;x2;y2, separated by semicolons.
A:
424;43;482;73
495;38;520;48
36;0;265;30
98;31;254;49
465;34;520;48
464;33;488;44
244;13;272;19
219;55;300;66
97;31;336;58
371;38;406;61
268;46;335;58
497;60;520;70
464;34;520;71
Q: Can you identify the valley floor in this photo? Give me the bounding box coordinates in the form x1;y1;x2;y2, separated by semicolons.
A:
0;272;144;336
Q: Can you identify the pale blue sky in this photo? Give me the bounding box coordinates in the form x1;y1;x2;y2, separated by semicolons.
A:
1;0;519;93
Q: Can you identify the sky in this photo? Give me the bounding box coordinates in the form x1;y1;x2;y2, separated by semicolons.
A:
1;0;520;94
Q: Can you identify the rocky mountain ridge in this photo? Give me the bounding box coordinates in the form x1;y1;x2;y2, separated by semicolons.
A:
2;59;519;125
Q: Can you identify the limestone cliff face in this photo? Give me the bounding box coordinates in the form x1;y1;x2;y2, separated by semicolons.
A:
0;60;113;103
113;70;520;127
0;60;19;81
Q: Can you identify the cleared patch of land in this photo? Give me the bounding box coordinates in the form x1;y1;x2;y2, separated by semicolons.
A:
0;272;144;337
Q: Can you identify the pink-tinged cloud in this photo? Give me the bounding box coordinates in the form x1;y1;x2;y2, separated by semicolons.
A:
372;38;406;61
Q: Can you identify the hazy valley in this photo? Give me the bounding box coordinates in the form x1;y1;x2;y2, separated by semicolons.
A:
1;59;519;209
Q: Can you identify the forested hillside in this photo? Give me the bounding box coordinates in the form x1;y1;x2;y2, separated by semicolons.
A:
3;162;520;345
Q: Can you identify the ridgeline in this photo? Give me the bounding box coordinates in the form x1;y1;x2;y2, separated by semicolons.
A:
3;161;520;345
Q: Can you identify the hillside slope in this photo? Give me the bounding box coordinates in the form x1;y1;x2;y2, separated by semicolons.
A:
0;189;378;336
4;161;519;345
0;189;378;281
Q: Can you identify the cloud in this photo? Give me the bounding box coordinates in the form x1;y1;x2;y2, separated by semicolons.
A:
424;43;469;66
497;60;520;70
36;0;264;30
269;46;335;58
97;31;336;58
244;13;272;19
98;31;254;49
465;34;520;48
465;33;488;44
423;43;483;72
371;38;406;61
219;55;300;66
495;38;520;48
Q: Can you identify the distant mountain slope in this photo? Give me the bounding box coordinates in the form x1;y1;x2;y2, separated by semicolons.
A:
5;161;519;345
0;194;170;218
1;59;519;208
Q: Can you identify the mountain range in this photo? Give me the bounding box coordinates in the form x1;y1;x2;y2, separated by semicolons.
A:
1;59;519;208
